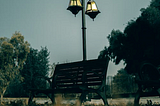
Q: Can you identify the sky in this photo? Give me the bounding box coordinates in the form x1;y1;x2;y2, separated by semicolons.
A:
0;0;151;76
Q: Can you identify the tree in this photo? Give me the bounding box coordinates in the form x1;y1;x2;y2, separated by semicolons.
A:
98;47;109;59
0;32;30;103
20;47;50;94
112;69;137;94
104;0;160;74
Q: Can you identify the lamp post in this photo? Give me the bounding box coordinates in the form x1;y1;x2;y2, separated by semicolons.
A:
82;0;87;61
67;0;100;61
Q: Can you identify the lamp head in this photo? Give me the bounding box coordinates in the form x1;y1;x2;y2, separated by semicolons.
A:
85;0;100;20
67;0;83;16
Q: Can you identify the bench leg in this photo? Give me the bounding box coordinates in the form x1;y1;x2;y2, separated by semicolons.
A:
79;91;88;106
97;91;109;106
28;91;35;105
47;93;55;105
134;91;140;106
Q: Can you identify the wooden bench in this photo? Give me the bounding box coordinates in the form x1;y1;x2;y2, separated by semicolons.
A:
28;58;110;106
134;62;160;106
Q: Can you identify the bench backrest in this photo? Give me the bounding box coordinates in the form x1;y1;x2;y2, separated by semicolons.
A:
139;62;160;81
52;58;109;92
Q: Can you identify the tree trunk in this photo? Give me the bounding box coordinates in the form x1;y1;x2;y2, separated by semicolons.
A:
0;93;3;104
0;89;6;104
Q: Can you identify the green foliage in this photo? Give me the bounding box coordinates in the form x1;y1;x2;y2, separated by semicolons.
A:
98;47;109;59
21;47;50;93
112;69;137;94
10;33;30;69
104;0;160;74
0;32;30;102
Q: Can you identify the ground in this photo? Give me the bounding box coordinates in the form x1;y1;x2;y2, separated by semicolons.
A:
2;96;160;106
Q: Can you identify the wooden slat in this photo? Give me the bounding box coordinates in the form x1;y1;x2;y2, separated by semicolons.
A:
85;74;103;78
56;79;83;83
86;77;103;82
85;82;102;86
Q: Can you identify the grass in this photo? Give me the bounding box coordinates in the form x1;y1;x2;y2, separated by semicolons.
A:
2;101;160;106
1;97;160;106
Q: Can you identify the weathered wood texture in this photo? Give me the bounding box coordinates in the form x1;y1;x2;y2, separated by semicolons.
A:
28;58;110;106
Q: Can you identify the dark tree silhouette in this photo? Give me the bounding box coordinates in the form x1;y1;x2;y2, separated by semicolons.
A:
104;0;160;74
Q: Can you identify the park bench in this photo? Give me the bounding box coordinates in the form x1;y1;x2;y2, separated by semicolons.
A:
134;62;160;106
28;58;110;106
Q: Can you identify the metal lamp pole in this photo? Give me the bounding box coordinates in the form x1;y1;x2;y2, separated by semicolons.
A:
82;0;87;61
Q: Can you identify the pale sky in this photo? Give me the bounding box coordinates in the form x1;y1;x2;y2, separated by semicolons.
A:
0;0;151;76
